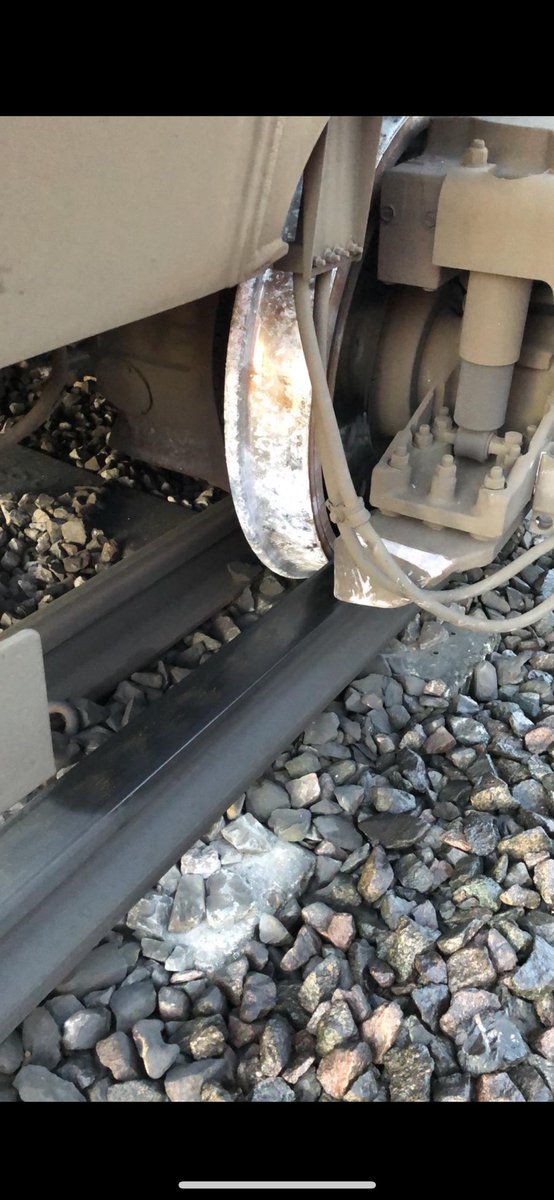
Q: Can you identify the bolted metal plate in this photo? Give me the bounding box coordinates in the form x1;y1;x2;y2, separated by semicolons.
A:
0;628;54;812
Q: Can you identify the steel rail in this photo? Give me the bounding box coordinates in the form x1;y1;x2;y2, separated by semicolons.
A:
0;497;251;699
0;567;413;1040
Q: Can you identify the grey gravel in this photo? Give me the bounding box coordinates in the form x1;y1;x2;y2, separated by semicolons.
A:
251;1078;295;1102
45;995;84;1027
287;774;321;808
258;914;290;946
280;925;321;971
110;981;157;1031
62;1008;110;1052
164;1059;226;1102
212;957;249;1006
315;1000;358;1055
179;844;220;879
0;484;121;629
14;1064;85;1102
508;936;554;999
299;959;341;1013
456;1011;528;1075
206;871;255;926
132;1019;180;1079
157;987;190;1021
240;973;277;1022
95;1032;141;1081
358;846;394;902
107;1080;164;1101
259;1016;293;1077
303;713;340;745
7;516;554;1104
126;892;173;939
168;875;206;933
246;780;290;822
433;1073;472;1102
382;919;437;984
0;1031;23;1075
313;815;363;851
222;813;272;854
268;809;311;842
384;1045;434;1102
358;813;428;849
22;1008;61;1070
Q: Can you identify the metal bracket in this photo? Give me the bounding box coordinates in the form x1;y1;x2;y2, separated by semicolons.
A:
287;116;383;279
0;628;54;813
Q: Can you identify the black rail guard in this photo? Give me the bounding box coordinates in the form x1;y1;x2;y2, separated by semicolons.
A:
0;565;414;1040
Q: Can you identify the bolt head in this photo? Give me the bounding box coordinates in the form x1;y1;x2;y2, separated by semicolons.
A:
463;138;489;168
381;205;395;224
484;465;505;490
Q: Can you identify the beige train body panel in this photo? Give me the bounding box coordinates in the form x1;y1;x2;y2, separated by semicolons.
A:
0;115;329;370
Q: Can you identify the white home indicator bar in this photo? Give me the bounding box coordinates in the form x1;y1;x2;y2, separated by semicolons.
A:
178;1185;377;1191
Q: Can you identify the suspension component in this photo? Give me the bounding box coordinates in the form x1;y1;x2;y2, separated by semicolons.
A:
361;117;554;595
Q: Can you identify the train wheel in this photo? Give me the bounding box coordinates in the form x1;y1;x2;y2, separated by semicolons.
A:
224;117;429;578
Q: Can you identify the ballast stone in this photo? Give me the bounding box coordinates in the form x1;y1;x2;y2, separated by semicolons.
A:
62;1008;111;1052
95;1032;140;1082
13;1064;85;1102
168;875;206;933
110;980;157;1031
107;1080;165;1102
132;1019;180;1079
222;813;273;854
126;892;173;939
0;1031;24;1075
303;712;340;745
378;626;499;691
21;1008;61;1070
251;1078;295;1102
246;780;290;821
164;1059;226;1102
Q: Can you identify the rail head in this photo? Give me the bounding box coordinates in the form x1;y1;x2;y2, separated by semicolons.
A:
0;566;413;1041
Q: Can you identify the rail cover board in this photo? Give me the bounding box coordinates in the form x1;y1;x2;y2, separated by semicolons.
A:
0;628;54;813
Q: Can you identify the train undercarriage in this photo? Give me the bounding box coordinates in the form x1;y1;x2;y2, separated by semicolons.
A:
3;113;554;1046
4;115;554;622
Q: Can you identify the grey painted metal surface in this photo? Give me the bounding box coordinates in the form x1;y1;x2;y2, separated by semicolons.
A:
0;567;413;1040
0;628;54;812
0;116;328;368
